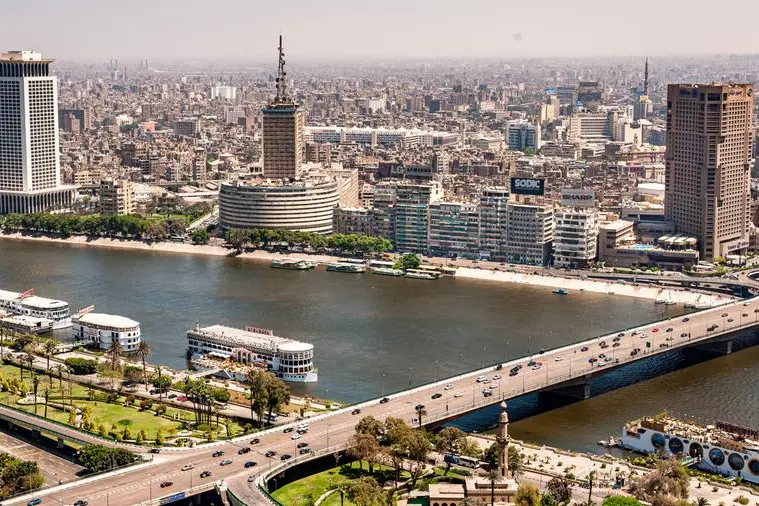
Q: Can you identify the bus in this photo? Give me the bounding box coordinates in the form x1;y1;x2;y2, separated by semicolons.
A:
443;454;480;469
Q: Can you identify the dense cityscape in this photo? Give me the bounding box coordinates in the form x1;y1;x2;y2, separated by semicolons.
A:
2;3;759;506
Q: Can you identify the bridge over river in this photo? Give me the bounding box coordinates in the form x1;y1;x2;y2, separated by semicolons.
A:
5;296;759;505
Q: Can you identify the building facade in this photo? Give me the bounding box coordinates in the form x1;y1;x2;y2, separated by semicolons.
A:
333;206;373;235
665;83;754;259
506;119;541;151
553;209;598;268
0;50;74;213
98;179;135;216
478;188;510;261
505;203;554;266
428;202;480;259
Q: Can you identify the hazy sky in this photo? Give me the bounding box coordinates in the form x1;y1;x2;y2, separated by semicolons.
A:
4;0;759;61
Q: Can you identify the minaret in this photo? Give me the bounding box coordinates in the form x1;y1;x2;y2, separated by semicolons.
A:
497;400;510;477
644;57;649;96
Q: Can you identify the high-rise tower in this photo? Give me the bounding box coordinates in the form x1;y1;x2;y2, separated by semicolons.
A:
665;84;754;259
0;50;74;213
262;36;305;180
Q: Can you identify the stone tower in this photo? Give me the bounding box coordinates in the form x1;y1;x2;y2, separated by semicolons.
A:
497;400;509;477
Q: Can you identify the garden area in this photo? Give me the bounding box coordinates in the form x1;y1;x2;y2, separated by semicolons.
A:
0;362;246;444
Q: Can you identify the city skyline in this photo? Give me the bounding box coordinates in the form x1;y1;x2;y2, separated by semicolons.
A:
4;0;759;61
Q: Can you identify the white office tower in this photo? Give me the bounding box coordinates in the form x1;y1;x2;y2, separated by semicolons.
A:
0;51;74;213
553;209;598;268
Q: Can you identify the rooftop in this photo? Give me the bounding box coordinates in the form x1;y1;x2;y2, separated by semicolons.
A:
75;313;139;329
190;324;313;353
0;50;48;62
0;289;68;310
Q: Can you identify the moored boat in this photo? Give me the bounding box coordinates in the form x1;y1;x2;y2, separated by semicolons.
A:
404;271;439;280
326;263;366;273
371;267;405;277
553;288;569;295
271;259;317;270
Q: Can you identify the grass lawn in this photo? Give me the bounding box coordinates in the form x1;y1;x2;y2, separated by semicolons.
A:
272;461;404;506
0;362;244;441
320;491;356;506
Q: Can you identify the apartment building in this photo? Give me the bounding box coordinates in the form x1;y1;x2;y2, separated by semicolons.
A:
553;209;598;268
505;203;554;266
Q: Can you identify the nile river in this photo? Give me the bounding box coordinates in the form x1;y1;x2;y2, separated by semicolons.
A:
2;238;758;453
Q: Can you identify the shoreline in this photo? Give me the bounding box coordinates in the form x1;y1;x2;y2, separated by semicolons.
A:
455;267;731;307
1;232;731;306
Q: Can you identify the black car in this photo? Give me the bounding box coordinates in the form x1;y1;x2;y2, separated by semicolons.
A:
581;346;589;352
299;448;311;455
379;397;389;404
483;391;492;397
244;461;257;468
74;501;88;506
682;317;690;322
200;471;212;478
148;448;161;454
665;328;673;333
431;393;442;399
612;336;621;342
265;450;277;457
612;342;620;348
212;450;224;458
589;357;597;363
250;438;260;445
283;427;294;433
297;442;309;448
238;447;251;455
351;408;361;415
509;370;518;377
681;332;688;337
280;454;292;461
415;403;425;411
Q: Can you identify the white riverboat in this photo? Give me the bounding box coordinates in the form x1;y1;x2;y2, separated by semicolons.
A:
72;312;142;352
0;289;72;329
187;324;317;383
371;267;405;277
404;270;439;280
271;259;317;270
621;416;759;484
326;263;366;273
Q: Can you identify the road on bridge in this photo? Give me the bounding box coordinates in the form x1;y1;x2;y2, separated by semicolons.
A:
7;297;759;505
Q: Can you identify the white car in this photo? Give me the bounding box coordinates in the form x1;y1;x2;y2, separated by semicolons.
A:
454;392;463;398
489;384;497;389
444;384;454;390
632;330;640;335
181;464;195;471
492;375;501;380
476;376;487;383
291;433;302;440
554;356;563;362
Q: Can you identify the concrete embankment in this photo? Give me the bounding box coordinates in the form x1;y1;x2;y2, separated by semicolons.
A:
454;267;730;307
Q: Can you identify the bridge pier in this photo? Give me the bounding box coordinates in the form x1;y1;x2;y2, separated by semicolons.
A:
692;339;734;355
539;380;591;402
57;436;64;449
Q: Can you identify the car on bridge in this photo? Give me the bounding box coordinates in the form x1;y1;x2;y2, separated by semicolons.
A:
160;481;173;488
728;318;735;322
250;438;260;445
297;442;309;448
299;448;311;455
181;464;195;471
476;376;487;382
74;501;88;506
666;328;673;332
722;313;729;317
244;461;257;468
265;450;277;457
27;499;42;506
431;393;442;399
281;454;292;461
682;317;690;322
581;346;589;352
212;450;224;457
238;447;251;454
200;471;212;478
454;392;463;398
379;397;390;404
351;408;362;415
651;328;660;333
283;427;294;433
509;370;518;376
291;433;302;440
220;459;233;466
444;384;454;390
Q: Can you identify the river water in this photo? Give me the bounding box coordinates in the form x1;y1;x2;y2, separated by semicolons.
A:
2;238;756;453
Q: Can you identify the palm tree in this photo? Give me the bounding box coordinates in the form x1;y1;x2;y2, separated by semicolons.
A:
106;336;124;371
52;364;65;392
25;353;35;378
32;375;40;415
586;470;597;506
486;468;502;506
135;340;151;391
695;498;710;506
42;339;57;382
43;388;49;418
415;404;427;429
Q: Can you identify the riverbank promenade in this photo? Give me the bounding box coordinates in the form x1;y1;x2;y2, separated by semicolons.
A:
6;295;759;505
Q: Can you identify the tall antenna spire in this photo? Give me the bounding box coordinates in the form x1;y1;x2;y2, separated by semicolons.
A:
275;35;288;103
644;57;649;95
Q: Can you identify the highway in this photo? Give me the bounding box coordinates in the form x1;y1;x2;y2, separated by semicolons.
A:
7;296;759;505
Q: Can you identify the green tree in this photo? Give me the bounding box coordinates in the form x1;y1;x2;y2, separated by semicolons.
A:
407;430;432;488
264;375;290;424
435;426;468;474
414;403;427;428
78;445;137;472
106;337;124;371
155;428;164;446
64;357;97;375
393;253;421;271
245;369;269;428
68;408;77;426
545;476;571;504
355;415;384;439
629;458;689;504
41;339;58;383
515;483;541;506
151;373;172;405
190;228;210;245
345;476;385;506
348;433;381;474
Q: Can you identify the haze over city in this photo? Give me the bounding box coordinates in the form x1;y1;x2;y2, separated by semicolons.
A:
5;0;759;60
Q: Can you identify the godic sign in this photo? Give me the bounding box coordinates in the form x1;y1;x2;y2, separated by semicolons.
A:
560;188;596;207
510;177;545;196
